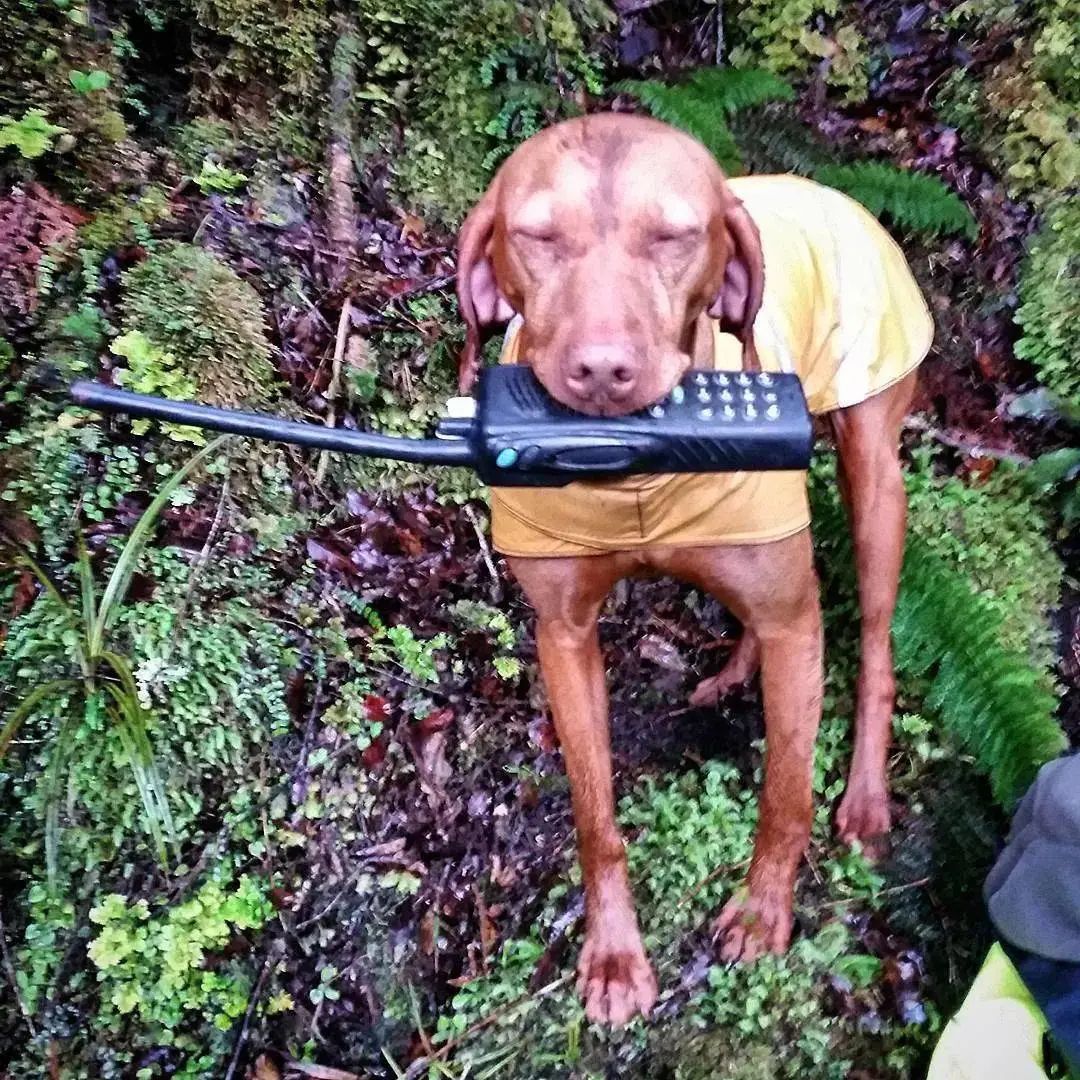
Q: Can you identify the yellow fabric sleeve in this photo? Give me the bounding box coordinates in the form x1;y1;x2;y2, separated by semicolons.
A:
927;944;1048;1080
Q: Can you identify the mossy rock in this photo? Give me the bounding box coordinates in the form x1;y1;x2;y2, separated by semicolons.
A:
120;243;278;410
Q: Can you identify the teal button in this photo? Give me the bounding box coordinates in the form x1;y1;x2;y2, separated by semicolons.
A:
496;447;519;468
671;385;685;404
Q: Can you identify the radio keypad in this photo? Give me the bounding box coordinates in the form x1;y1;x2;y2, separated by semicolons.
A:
666;371;784;422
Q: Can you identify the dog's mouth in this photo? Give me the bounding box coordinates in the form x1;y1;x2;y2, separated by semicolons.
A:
524;350;691;419
544;372;689;419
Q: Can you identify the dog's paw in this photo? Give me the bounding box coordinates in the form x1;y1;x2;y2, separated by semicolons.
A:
836;781;891;858
712;884;793;964
576;927;657;1026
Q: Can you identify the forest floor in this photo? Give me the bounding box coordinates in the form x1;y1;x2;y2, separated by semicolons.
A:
1;1;1078;1078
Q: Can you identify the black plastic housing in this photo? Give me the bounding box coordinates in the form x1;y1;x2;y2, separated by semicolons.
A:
70;365;813;488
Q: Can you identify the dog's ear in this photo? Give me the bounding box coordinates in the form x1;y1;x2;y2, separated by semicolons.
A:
456;185;515;393
708;198;765;370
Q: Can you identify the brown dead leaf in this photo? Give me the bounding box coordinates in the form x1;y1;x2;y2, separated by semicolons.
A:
248;1054;281;1080
475;886;498;965
406;708;455;808
285;1064;362;1080
398;211;426;244
638;633;686;673
12;571;37;618
419;908;436;956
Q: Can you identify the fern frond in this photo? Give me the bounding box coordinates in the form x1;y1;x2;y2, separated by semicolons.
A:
616;69;793;175
810;475;1064;810
684;67;795;113
813;162;977;239
728;108;839;177
615;78;742;173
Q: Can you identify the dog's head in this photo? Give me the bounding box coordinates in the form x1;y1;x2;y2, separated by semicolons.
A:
456;113;764;416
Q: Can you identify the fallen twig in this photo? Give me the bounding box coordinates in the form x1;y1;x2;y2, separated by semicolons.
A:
463;503;501;601
315;299;353;486
223;942;280;1080
814;876;932;910
903;415;1031;464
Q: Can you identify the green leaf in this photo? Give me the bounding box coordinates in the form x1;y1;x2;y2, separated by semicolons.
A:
69;68;110;94
813;162;977;239
0;110;68;159
92;436;230;654
0;679;77;760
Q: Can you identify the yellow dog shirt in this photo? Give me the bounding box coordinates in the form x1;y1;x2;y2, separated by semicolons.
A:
490;175;934;558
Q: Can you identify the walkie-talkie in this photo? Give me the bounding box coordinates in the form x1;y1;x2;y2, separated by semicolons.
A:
70;365;813;485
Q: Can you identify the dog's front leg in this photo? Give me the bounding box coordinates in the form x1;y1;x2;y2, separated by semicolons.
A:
665;534;823;961
508;554;658;1027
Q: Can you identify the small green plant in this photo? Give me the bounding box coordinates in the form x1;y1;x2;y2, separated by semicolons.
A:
0;437;227;876
1015;198;1080;412
193;159;248;195
68;68;111;94
0;109;69;159
1026;447;1080;530
813;163;978;238
727;0;869;102
893;532;1066;809
448;599;521;680
88;875;272;1067
617;68;795;173
811;456;1065;811
111;331;206;444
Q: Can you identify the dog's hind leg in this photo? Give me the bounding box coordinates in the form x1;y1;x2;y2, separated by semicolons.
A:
688;627;760;706
829;371;917;850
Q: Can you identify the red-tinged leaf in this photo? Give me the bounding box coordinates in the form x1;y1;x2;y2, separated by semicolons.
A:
857;116;892;134
395;527;425;558
418;707;454;735
962;456;997;486
398;211;426;244
363;695;389;722
269;887;296;910
528;717;558;753
974;350;1004;381
12;570;37;617
476;889;498;964
248;1054;281;1080
361;734;387;770
407;712;453;807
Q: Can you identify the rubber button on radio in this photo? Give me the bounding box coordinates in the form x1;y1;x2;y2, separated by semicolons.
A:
519;445;543;467
496;447;519;468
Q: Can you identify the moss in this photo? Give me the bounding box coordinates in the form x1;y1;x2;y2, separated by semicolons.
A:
904;449;1063;671
932;0;1080;202
120;243;277;409
189;0;330;103
728;0;869;104
359;0;608;222
1015;198;1080;412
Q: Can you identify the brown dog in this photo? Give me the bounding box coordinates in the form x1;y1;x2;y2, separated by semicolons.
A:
456;114;931;1026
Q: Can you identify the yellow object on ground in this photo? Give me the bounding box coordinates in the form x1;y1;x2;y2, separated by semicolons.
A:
489;175;934;559
927;943;1049;1080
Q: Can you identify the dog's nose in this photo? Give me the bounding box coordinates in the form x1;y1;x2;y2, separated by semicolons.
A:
564;345;640;401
